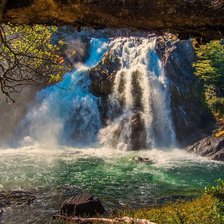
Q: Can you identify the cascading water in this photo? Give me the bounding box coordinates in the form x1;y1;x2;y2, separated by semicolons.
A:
18;38;109;147
17;36;175;150
99;38;176;150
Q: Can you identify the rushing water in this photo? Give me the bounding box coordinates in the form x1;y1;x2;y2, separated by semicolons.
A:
0;36;224;223
99;38;175;149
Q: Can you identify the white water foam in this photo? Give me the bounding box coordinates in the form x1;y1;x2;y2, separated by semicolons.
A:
99;37;176;149
17;38;109;147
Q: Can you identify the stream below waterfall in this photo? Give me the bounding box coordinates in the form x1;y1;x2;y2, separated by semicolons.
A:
0;146;224;223
0;35;224;223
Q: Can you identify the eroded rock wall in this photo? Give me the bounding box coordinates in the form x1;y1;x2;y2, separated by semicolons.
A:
2;0;224;40
164;39;215;147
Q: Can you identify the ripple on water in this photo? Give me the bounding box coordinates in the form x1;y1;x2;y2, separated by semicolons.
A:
0;145;224;223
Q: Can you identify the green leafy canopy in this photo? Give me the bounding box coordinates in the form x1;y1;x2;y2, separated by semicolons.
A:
193;40;224;118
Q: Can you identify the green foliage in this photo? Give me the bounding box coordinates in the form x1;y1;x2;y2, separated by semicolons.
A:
205;179;224;217
193;40;224;91
193;41;224;119
118;181;224;224
0;23;69;102
204;85;224;117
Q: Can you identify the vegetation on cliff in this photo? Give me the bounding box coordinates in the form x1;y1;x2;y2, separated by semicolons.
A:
193;40;224;120
118;180;224;224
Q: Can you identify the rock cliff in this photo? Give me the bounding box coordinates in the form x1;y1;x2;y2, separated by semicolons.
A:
187;135;224;161
164;39;215;146
2;0;224;40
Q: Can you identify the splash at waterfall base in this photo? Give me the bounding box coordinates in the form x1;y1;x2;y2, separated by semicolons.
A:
0;32;223;223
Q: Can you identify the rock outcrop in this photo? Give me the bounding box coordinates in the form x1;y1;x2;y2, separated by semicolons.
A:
164;39;215;147
2;0;224;40
90;51;120;97
132;156;154;164
187;135;224;161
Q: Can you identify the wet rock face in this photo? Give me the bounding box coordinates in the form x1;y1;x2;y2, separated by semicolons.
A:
187;136;224;161
164;39;215;147
109;111;147;150
0;86;38;146
129;112;147;150
89;52;121;97
2;0;224;40
89;51;122;133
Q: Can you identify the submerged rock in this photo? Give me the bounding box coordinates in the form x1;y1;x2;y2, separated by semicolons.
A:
60;192;106;217
0;190;36;208
132;156;154;164
187;136;224;161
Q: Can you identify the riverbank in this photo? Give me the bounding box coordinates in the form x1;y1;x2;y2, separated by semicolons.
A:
115;180;224;224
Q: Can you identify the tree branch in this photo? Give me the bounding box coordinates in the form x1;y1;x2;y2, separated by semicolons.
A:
53;215;157;224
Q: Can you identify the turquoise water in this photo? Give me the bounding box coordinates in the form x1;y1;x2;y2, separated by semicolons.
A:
0;146;224;223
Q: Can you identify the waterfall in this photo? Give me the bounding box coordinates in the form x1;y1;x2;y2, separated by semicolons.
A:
99;37;176;150
18;38;109;147
17;36;175;150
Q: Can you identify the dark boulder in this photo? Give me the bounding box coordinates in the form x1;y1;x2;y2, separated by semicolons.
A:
60;193;105;217
5;0;34;9
187;135;224;161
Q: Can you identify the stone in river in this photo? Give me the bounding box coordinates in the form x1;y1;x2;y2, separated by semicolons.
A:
60;192;106;217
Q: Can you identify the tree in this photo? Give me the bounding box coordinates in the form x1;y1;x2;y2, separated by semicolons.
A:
0;23;68;103
193;40;224;93
193;40;224;118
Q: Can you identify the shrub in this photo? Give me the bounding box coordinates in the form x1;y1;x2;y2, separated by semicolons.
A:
118;180;224;224
193;41;224;119
193;40;224;92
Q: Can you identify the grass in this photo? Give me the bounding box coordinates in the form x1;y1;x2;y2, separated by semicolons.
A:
116;180;224;224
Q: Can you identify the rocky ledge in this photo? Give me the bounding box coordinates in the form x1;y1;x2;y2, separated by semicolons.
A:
2;0;224;40
187;135;224;161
